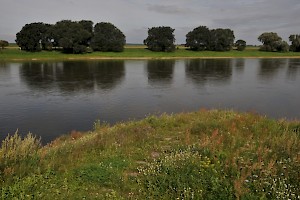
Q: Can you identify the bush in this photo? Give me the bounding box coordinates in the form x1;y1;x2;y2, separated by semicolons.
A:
0;132;41;179
235;39;246;51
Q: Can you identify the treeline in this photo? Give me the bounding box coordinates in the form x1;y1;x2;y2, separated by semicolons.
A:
16;20;125;53
14;20;300;54
144;26;240;52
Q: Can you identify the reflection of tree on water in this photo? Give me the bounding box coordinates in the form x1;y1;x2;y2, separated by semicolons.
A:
185;59;232;85
234;59;245;73
57;61;125;91
258;59;287;80
20;62;57;90
0;62;10;74
20;61;125;93
95;61;125;90
287;59;300;80
147;60;175;85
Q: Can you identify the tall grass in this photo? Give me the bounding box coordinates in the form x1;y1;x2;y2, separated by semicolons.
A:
0;110;299;199
0;132;41;180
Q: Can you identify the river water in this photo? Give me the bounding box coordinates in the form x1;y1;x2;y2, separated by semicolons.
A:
0;58;299;143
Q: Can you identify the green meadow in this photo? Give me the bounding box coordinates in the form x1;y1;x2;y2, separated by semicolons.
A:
1;110;300;199
1;46;300;61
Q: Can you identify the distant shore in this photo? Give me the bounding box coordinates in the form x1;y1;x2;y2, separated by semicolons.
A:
1;46;300;61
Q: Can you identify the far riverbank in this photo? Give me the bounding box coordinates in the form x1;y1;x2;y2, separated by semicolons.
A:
1;47;300;61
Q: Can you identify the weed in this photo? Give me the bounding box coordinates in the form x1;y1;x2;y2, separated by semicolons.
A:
0;110;299;199
137;148;235;199
0;132;41;180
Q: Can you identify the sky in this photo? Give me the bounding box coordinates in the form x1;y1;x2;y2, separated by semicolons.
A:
0;0;299;45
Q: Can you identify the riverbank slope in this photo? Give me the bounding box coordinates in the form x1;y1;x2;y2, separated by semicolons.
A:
1;110;299;199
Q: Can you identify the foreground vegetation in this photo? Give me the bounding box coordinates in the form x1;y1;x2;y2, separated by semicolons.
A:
1;110;300;199
1;47;300;61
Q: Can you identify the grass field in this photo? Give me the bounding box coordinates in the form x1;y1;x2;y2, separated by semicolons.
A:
1;46;300;61
1;110;300;199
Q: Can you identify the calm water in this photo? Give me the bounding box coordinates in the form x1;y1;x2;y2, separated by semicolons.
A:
1;59;300;144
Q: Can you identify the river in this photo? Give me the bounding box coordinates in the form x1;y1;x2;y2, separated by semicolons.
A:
0;58;299;143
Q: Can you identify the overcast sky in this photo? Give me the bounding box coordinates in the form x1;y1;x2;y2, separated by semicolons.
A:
1;0;299;45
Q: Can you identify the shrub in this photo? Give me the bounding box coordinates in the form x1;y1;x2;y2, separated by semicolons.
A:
0;132;41;179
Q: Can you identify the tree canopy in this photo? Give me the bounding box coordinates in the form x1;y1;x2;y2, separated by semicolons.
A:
258;32;288;52
144;26;175;52
15;20;125;53
289;34;300;52
0;40;9;49
185;26;235;51
91;22;126;52
235;39;246;51
209;28;235;51
186;26;210;51
52;20;92;53
78;20;94;45
16;22;51;52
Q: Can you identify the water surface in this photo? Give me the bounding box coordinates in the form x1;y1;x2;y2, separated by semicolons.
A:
0;59;299;143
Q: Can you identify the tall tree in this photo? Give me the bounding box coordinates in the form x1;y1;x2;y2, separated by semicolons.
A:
186;26;210;51
274;41;289;52
78;20;94;45
16;22;51;52
289;34;300;52
144;26;175;52
0;40;9;49
258;32;282;52
209;28;235;51
185;26;234;51
90;22;125;52
52;20;91;53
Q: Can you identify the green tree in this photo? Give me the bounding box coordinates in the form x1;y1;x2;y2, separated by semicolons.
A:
274;41;289;52
16;22;51;52
209;28;235;51
0;40;9;49
90;22;125;52
78;20;94;45
289;34;300;52
258;32;282;52
52;20;92;54
144;26;175;52
186;26;210;51
235;39;246;51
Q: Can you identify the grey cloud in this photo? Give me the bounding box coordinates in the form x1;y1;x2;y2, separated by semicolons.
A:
147;4;193;15
1;0;300;44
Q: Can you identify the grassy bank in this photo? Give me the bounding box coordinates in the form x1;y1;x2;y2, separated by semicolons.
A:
1;110;300;199
1;47;300;61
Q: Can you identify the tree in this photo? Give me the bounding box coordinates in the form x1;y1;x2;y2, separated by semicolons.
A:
289;34;300;52
90;22;125;52
78;20;94;45
274;41;289;52
186;26;210;51
144;26;175;52
0;40;9;49
52;20;92;53
258;32;282;52
185;26;234;51
209;28;235;51
235;39;246;51
16;22;51;52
